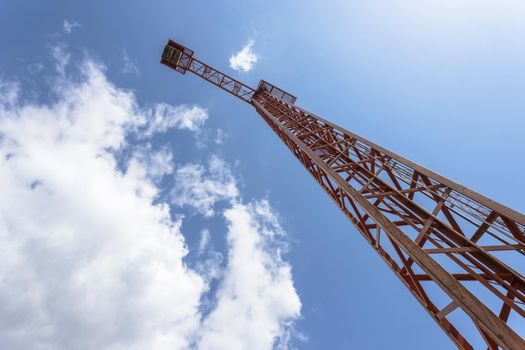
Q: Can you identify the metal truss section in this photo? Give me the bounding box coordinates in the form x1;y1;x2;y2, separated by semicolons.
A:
251;92;525;350
187;58;255;102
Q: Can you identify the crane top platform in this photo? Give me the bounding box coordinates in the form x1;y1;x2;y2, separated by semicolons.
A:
161;39;296;105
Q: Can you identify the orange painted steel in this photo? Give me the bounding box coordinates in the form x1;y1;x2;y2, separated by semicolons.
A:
161;39;525;350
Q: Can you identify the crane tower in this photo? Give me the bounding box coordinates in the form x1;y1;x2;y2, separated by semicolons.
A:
160;39;525;350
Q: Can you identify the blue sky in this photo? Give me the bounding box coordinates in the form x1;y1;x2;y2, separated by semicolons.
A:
1;1;524;349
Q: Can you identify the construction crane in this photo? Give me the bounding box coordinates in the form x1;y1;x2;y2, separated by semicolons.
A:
160;39;525;350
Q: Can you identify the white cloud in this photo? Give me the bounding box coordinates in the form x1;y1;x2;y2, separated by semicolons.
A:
63;20;80;34
198;200;302;350
122;50;140;75
229;39;258;72
143;103;208;136
170;156;302;348
0;59;205;350
171;155;239;217
126;146;174;198
0;49;301;350
129;145;174;181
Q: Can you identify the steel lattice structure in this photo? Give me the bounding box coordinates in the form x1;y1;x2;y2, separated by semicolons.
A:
161;39;525;350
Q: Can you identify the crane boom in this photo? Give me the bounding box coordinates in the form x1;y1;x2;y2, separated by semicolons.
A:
161;39;525;350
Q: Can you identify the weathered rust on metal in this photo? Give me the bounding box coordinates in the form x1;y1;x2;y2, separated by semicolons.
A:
161;39;525;350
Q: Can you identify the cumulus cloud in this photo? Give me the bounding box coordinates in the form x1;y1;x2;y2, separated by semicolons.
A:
63;19;80;34
0;60;204;350
229;39;258;72
0;50;300;350
171;157;302;348
198;201;302;350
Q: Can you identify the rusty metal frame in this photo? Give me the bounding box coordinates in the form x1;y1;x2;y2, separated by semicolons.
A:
188;58;255;102
161;40;525;350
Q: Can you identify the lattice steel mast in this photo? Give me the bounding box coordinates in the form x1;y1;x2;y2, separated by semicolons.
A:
160;39;525;350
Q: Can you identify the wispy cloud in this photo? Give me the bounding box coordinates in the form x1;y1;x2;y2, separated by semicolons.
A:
142;103;208;136
171;155;239;217
122;50;140;75
0;80;19;107
229;39;258;72
195;229;224;283
198;229;211;255
214;128;228;145
126;145;174;198
63;19;80;34
50;43;70;77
